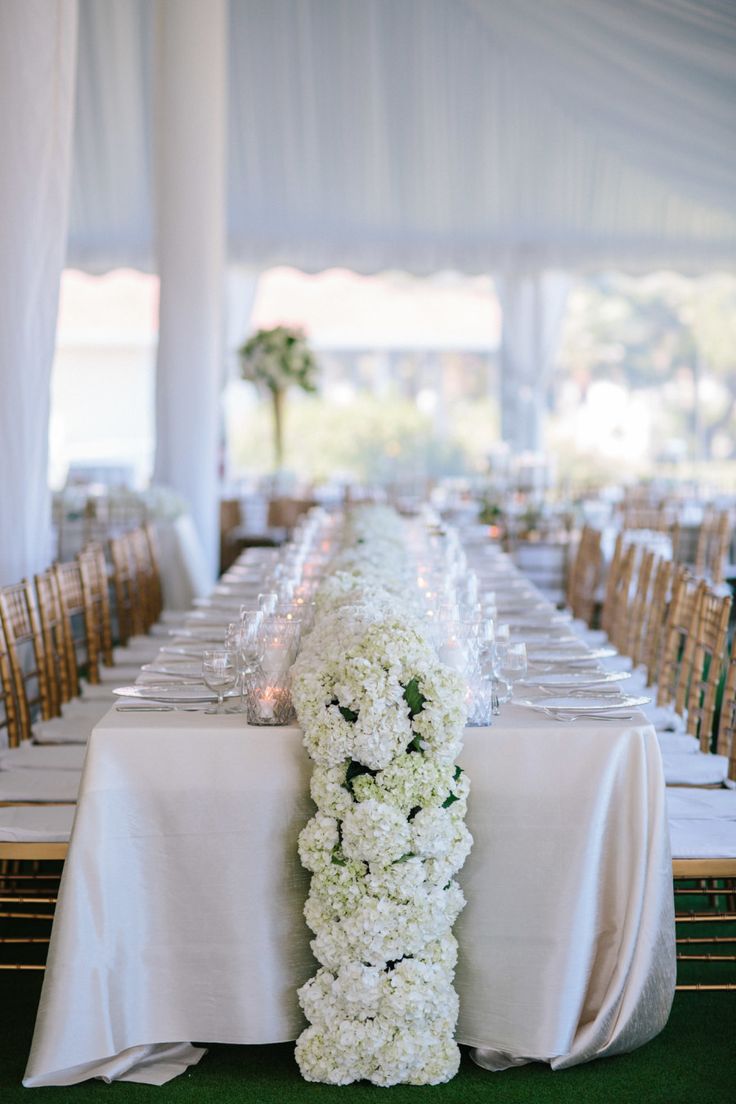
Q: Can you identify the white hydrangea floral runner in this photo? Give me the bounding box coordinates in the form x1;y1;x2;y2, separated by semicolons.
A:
292;506;472;1086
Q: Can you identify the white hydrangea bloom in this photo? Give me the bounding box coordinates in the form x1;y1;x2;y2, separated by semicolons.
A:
341;799;412;866
297;812;339;873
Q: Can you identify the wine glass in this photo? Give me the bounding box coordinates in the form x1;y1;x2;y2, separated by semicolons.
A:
224;617;262;712
258;591;278;615
493;642;527;706
202;649;237;714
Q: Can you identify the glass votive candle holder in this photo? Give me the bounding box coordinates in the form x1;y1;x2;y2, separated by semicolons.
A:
245;673;296;726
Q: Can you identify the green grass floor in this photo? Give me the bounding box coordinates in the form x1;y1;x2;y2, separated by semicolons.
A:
2;887;735;1101
1;971;734;1104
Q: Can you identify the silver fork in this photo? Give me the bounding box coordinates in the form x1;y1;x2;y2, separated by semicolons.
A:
542;708;634;723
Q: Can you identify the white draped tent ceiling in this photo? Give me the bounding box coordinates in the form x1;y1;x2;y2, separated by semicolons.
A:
70;0;736;275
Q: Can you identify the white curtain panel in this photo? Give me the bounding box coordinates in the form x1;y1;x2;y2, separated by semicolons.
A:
497;271;572;454
0;0;78;586
67;0;736;275
152;0;227;584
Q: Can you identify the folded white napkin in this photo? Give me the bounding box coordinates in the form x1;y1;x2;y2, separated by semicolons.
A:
667;788;736;820
657;733;700;756
0;804;75;842
663;752;729;787
669;817;736;859
640;702;686;733
0;768;80;803
0;742;86;772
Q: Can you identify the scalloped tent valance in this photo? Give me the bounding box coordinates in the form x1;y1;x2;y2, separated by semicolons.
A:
69;0;736;276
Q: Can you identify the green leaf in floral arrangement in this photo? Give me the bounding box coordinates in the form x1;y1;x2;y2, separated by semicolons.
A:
454;765;463;782
331;845;346;867
442;792;460;809
392;853;416;865
406;735;424;754
331;698;358;723
403;677;427;719
345;759;377;791
407;806;421;821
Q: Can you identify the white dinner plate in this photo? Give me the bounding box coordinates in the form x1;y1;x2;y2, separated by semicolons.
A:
168;627;227;642
141;662;204;678
113;684;237;703
160;644;211;658
509;614;571;630
193;596;248;609
517;671;631;689
511;632;578;645
527;646;618;662
525;694;650;714
497;601;548;614
185;611;234;624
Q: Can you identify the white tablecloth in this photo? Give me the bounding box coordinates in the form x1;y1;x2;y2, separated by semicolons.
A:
24;705;675;1085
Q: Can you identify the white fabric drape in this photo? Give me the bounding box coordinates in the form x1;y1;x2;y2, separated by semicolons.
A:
497;272;571;454
152;0;227;583
0;0;78;585
66;0;736;275
224;267;260;381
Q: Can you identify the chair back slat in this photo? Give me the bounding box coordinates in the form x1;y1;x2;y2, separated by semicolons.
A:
80;544;114;670
607;542;637;654
0;616;22;747
656;570;703;714
53;561;90;696
0;581;53;740
639;557;675;684
718;652;736;780
34;570;69;714
623;548;655;664
567;526;602;625
685;588;732;751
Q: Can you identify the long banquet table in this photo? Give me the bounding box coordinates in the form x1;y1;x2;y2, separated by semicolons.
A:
24;555;676;1086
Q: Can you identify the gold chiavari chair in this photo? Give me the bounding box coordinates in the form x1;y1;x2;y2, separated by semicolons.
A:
0;582;55;742
566;526;603;626
599;532;625;639
659;577;731;789
76;547;148;696
109;534;143;645
639;557;676;686
684;588;732;754
606;542;637;655
622;548;655;664
670;648;736;990
128;527;160;634
0;600;83;771
34;570;72;717
53;561;94;701
143;522;164;624
656;569;703;717
0;619;74;970
695;509;732;586
715;648;736;776
1;574;101;748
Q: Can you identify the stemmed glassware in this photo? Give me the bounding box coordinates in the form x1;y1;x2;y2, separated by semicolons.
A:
202;649;237;714
492;641;527;708
224;612;263;712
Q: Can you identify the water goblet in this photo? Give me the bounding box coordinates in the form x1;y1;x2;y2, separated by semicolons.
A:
494;642;527;707
202;649;237;715
258;591;278;615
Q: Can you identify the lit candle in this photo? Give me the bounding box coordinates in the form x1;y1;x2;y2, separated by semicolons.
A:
258;687;277;722
438;637;468;672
